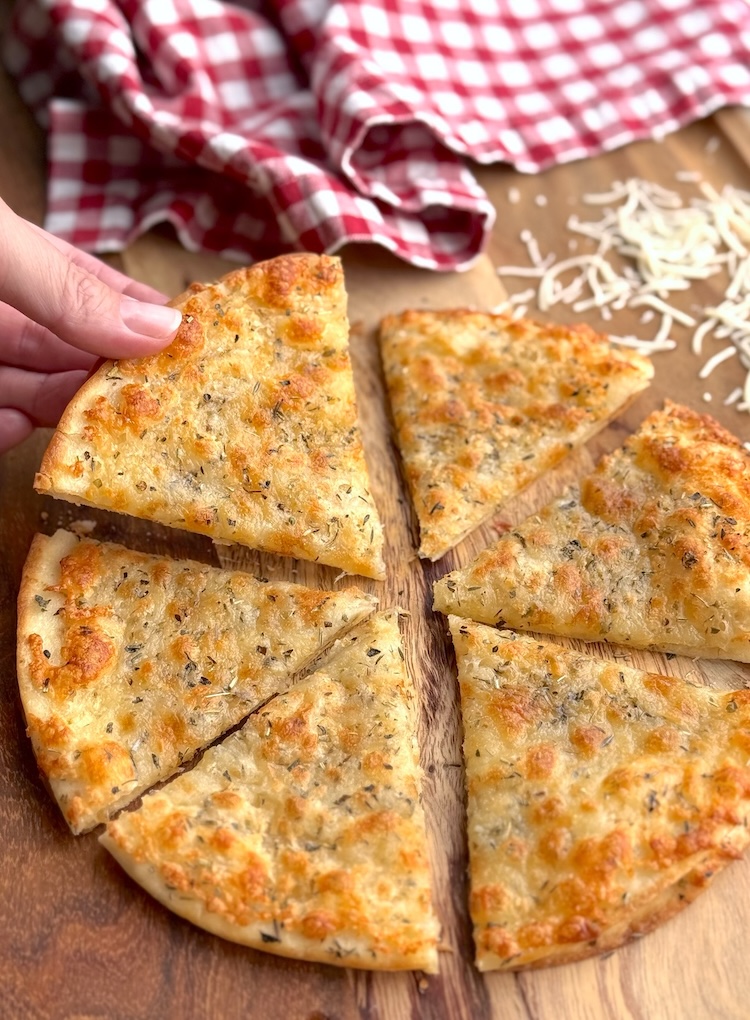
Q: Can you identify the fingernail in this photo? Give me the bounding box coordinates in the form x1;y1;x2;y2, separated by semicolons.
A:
120;298;182;339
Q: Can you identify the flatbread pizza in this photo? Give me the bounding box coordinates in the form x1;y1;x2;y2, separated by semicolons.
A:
435;401;750;661
380;309;653;560
450;617;750;970
17;529;377;833
35;254;386;579
101;610;439;971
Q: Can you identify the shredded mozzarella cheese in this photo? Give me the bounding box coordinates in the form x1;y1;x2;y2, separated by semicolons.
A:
496;175;750;413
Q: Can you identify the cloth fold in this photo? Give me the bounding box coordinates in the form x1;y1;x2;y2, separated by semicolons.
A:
5;0;750;271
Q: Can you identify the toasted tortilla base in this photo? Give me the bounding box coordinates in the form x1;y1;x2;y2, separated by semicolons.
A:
449;619;750;971
36;254;385;579
102;611;439;972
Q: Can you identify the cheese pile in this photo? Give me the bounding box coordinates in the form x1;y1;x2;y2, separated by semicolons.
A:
496;176;750;419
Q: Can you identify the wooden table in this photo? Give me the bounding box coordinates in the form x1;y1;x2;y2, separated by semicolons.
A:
1;21;749;1020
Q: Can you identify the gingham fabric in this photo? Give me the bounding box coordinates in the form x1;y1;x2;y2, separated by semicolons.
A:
5;0;750;271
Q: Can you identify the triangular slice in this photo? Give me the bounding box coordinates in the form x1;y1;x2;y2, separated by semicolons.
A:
435;401;750;661
450;617;750;971
17;529;377;833
100;610;439;971
380;309;653;560
35;254;385;579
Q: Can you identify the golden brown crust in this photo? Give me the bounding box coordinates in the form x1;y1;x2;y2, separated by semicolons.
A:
449;618;750;971
434;401;750;661
35;254;385;579
17;529;377;833
101;611;439;971
380;309;653;560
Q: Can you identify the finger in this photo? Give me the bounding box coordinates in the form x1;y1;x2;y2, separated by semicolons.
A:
0;407;34;455
0;365;89;426
0;200;182;358
26;222;168;303
0;301;98;372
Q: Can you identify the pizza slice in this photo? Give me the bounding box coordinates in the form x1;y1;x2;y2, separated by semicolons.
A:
100;610;439;972
380;309;653;560
435;401;750;661
449;617;750;971
17;529;377;834
35;254;385;579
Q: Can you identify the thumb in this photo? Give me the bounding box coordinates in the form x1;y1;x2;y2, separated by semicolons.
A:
0;201;182;359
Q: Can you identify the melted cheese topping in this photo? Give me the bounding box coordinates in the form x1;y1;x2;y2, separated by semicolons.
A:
380;309;652;561
451;619;750;970
101;611;439;971
35;254;385;579
17;530;377;833
435;401;750;661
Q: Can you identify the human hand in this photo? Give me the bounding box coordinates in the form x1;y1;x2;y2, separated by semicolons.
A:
0;198;182;455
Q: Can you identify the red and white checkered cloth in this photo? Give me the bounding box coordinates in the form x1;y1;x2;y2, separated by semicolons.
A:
5;0;750;271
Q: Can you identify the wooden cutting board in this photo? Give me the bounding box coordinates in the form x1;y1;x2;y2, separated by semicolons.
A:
2;228;749;1020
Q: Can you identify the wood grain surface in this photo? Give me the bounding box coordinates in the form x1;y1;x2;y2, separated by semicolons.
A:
1;20;750;1019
